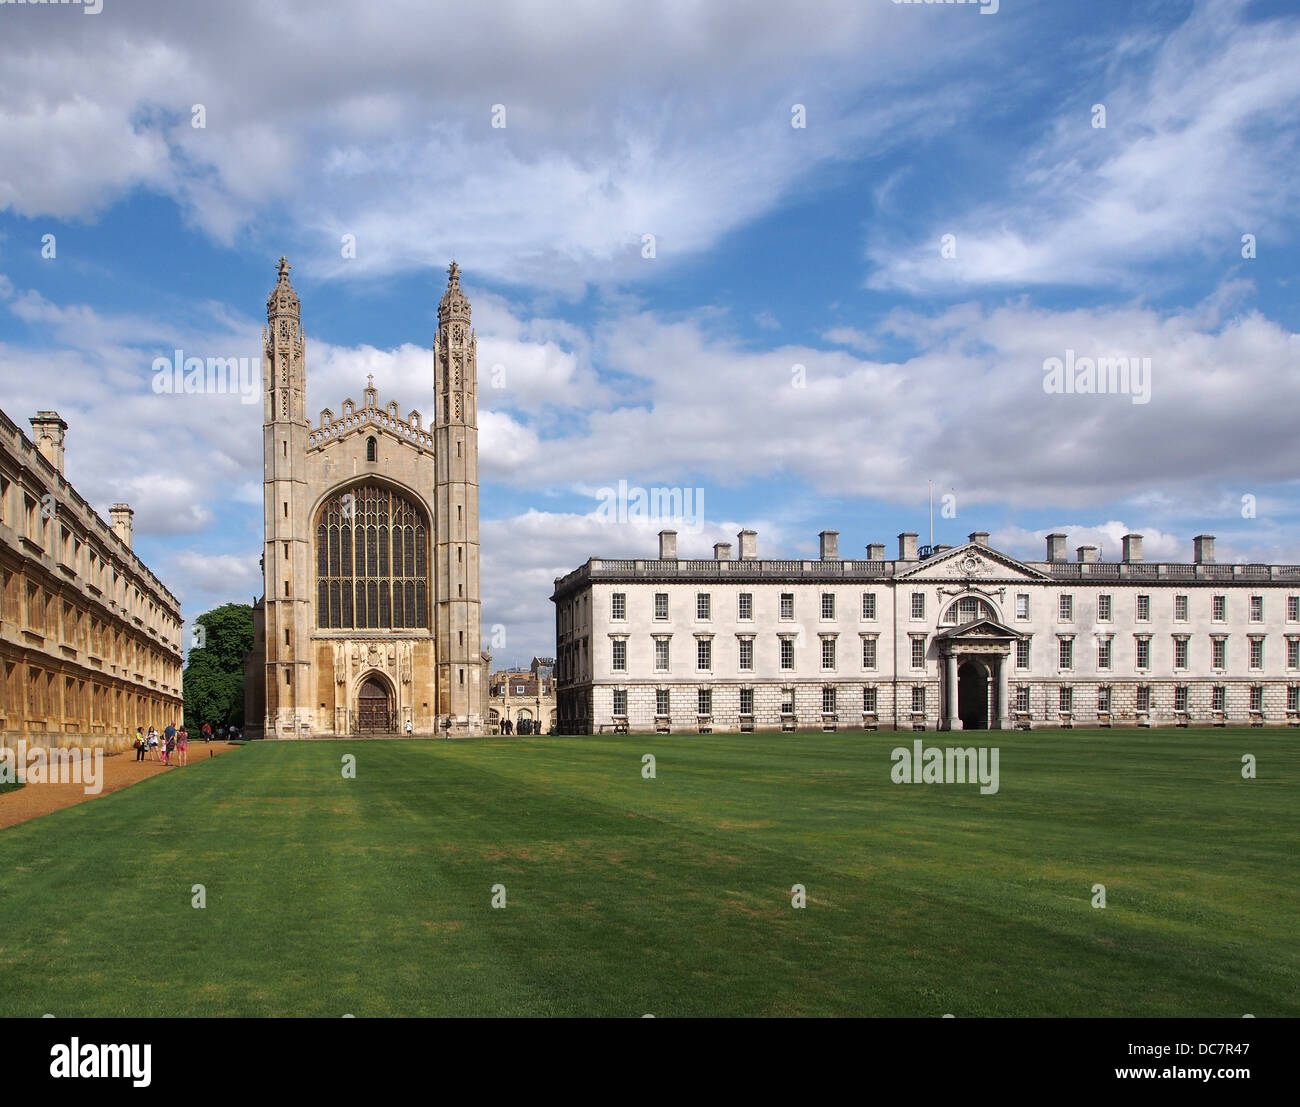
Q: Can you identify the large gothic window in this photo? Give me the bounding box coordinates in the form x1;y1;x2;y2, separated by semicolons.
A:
316;486;428;629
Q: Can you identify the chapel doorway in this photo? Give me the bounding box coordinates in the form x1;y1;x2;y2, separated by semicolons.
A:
357;676;393;732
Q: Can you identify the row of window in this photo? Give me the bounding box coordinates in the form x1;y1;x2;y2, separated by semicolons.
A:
608;590;1298;624
1023;634;1287;671
611;634;926;673
607;683;1298;718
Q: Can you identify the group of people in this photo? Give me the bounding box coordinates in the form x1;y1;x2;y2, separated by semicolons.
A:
498;717;540;735
132;721;237;765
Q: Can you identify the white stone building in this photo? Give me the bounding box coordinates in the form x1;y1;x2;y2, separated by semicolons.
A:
551;528;1300;732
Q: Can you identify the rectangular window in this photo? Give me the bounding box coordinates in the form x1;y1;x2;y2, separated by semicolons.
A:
1097;638;1112;670
738;593;753;620
1015;594;1030;619
780;593;794;620
1098;594;1112;622
1059;686;1073;713
1098;685;1111;713
1059;594;1073;621
1174;685;1188;712
697;688;712;716
740;687;754;715
654;593;669;620
654;639;670;672
861;592;877;620
611;593;626;620
1213;638;1226;669
822;687;837;714
1016;638;1031;669
1289;639;1299;669
910;593;925;620
1059;638;1073;669
738;638;754;671
1174;638;1188;669
821;637;836;670
1135;637;1150;669
1136;685;1151;712
697;639;712;671
1290;596;1299;622
1289;685;1299;713
1250;638;1264;669
821;593;835;620
613;689;627;716
1213;595;1226;621
1136;594;1151;621
780;638;794;670
1250;686;1263;712
1251;596;1263;623
781;689;795;715
1174;594;1189;622
862;637;877;669
1212;685;1226;712
1016;685;1030;713
611;640;627;671
696;593;711;620
863;686;877;713
656;689;670;716
911;637;925;669
911;686;926;713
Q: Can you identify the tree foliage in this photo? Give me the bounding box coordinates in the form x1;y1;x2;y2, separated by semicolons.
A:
183;603;254;730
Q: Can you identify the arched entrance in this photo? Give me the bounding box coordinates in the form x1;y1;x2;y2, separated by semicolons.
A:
357;675;394;732
957;661;989;730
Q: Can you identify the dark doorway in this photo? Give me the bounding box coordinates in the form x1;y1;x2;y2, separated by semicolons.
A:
957;661;988;730
357;676;393;732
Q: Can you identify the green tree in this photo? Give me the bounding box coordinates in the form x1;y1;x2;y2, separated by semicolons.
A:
183;603;254;731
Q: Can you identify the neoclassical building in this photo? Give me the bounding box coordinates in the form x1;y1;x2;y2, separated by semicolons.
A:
0;407;184;752
243;259;487;737
552;527;1300;732
487;657;556;733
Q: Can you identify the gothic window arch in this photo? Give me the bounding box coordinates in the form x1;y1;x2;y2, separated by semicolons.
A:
316;486;428;630
366;436;377;462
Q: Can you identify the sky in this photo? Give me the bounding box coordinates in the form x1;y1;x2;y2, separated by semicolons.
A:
1;0;1298;666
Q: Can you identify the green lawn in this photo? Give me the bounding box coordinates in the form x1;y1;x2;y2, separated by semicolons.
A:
0;728;1295;1017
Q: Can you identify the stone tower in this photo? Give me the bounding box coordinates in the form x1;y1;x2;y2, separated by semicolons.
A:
432;262;484;730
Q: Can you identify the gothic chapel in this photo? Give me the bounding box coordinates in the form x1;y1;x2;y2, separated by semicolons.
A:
243;259;487;736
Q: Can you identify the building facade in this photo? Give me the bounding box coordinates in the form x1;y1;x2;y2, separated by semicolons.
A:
0;408;184;752
487;656;556;733
243;259;488;737
552;527;1300;732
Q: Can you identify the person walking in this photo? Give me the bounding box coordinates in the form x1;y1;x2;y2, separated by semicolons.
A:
164;731;176;765
201;722;212;744
134;727;146;762
177;726;188;766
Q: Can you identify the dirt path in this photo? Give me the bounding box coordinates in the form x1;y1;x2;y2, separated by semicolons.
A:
0;742;241;830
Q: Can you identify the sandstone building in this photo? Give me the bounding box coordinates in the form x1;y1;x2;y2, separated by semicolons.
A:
243;259;487;737
0;408;184;751
487;656;556;733
552;528;1300;732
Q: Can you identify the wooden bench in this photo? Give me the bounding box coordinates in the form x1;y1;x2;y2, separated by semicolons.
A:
861;714;879;732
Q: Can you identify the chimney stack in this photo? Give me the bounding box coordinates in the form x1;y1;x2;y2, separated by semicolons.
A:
1046;533;1068;562
713;542;732;561
1076;545;1098;563
898;532;918;561
866;543;885;561
658;529;677;560
30;411;68;475
1122;533;1143;563
110;504;134;550
819;530;839;560
968;531;990;548
1193;534;1216;564
737;530;757;560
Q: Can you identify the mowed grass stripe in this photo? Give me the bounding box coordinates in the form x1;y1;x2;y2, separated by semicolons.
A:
0;730;1295;1016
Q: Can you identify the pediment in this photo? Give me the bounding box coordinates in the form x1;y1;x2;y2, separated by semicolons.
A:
897;542;1052;582
934;616;1022;641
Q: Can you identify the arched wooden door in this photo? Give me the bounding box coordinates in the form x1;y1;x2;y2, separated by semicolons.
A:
357;676;392;732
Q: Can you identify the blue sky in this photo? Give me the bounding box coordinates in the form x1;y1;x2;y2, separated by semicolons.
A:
1;0;1298;663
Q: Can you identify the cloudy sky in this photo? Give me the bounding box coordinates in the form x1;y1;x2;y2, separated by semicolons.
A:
1;0;1298;664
